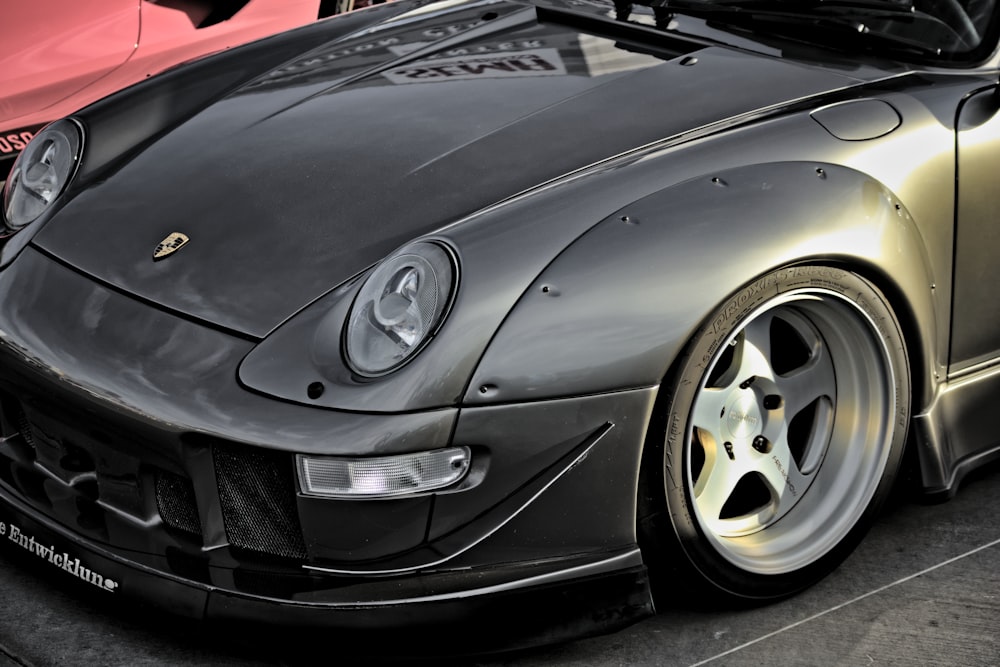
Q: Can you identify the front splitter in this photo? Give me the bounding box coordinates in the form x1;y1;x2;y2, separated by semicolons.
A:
0;484;653;651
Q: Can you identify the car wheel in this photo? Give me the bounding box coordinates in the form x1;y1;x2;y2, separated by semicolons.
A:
640;265;910;601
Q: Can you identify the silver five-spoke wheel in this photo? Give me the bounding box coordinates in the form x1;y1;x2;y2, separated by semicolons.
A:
644;266;909;600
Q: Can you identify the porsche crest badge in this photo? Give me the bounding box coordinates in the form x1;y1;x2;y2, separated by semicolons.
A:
153;233;189;260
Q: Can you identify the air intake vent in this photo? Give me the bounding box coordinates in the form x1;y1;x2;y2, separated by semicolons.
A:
14;405;36;451
213;443;307;560
155;471;202;536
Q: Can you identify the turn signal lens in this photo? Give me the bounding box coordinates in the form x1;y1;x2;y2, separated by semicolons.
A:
297;447;470;498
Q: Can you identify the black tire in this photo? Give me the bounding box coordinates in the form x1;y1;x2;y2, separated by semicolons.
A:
639;265;910;602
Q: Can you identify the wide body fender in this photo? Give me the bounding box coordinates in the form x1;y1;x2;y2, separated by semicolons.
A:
465;160;937;413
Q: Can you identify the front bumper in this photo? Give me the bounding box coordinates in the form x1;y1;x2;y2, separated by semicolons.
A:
0;248;657;641
0;489;652;649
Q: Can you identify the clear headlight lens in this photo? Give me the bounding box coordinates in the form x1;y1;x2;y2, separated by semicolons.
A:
3;119;83;231
345;241;457;376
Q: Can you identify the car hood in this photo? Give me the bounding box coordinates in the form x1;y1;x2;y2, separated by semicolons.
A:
34;0;873;338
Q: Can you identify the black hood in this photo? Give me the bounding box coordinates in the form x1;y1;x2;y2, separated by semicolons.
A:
34;0;869;338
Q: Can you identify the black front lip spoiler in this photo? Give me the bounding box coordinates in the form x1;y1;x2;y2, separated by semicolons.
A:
0;484;654;649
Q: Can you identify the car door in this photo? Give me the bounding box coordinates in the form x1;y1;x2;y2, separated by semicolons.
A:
952;85;1000;373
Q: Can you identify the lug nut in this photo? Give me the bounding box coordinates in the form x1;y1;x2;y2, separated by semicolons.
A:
752;435;770;453
763;394;782;410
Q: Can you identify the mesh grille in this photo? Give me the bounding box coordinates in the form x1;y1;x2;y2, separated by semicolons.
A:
15;406;35;450
213;443;307;560
155;471;202;536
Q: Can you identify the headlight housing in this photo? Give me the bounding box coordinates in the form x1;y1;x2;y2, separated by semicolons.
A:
3;118;83;232
345;241;457;376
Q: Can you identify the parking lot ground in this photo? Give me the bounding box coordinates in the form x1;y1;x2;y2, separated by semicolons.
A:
1;461;998;666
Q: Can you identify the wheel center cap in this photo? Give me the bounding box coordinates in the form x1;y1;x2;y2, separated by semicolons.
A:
727;394;761;438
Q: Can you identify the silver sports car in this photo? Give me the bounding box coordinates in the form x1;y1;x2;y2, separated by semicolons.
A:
1;0;998;647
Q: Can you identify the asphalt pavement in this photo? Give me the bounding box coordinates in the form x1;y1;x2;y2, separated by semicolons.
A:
0;461;998;666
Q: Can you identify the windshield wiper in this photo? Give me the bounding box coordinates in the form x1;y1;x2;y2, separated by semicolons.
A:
650;0;916;21
683;0;915;15
632;0;945;57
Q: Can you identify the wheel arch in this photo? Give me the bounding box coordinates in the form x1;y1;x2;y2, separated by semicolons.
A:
464;160;940;415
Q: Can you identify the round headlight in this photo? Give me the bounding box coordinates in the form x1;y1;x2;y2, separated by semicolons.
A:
345;242;457;376
3;119;83;232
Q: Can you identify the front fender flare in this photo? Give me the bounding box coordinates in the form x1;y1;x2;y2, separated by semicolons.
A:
465;161;937;407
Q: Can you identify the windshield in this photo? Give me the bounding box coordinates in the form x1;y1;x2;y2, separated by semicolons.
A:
601;0;1000;63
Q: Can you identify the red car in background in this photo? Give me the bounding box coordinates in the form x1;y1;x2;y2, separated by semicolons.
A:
1;0;348;176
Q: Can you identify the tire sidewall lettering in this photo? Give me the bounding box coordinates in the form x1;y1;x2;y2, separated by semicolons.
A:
651;264;910;600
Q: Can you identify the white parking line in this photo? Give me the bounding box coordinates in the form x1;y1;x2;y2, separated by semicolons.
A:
0;641;33;667
689;536;1000;667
